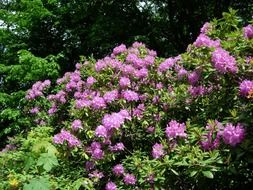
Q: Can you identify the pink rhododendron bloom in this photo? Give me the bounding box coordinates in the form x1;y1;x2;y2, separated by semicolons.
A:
152;143;164;159
113;44;127;55
193;34;220;48
95;59;107;72
102;111;126;129
95;125;107;138
103;90;118;103
122;90;139;101
113;164;125;176
53;129;81;147
71;119;82;131
222;123;245;146
188;71;200;85
124;174;136;185
30;107;40;114
147;126;155;133
119;77;131;88
200;22;211;34
26;80;51;100
135;68;148;79
148;49;157;57
90;141;102;150
211;48;238;73
243;24;253;39
158;57;176;73
132;41;145;48
86;76;96;87
121;64;135;76
92;96;106;109
144;55;155;66
75;63;82;70
166;120;187;139
177;68;188;79
105;182;117;190
239;80;253;97
119;109;131;120
75;99;91;109
48;104;57;115
91;148;104;160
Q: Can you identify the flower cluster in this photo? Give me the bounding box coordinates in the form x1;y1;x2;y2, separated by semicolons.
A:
243;24;253;39
200;22;211;34
53;129;81;147
113;44;127;55
152;143;165;159
211;48;238;73
222;123;245;146
239;80;253;97
193;34;220;48
158;56;181;73
201;121;245;150
166;120;187;139
71;119;82;131
26;80;51;100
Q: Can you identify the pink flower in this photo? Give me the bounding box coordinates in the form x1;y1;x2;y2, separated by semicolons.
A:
119;77;131;88
239;80;253;97
166;120;187;139
122;90;139;102
86;76;96;87
132;41;145;48
102;112;125;129
200;22;211;34
92;96;106;109
95;125;107;138
71;119;82;131
211;48;238;74
193;34;220;48
103;90;118;103
30;107;40;114
152;143;164;159
158;58;176;73
113;44;127;55
105;182;117;190
177;68;188;79
91;148;104;160
243;24;253;39
124;174;136;185
222;123;244;146
53;129;81;147
113;164;125;176
188;71;200;85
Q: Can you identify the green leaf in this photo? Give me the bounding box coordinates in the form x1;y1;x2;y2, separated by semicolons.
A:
190;171;198;177
202;171;214;179
24;156;36;171
37;152;59;172
170;168;179;176
23;177;50;190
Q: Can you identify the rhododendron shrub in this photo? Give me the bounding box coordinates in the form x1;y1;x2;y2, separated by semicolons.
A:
1;12;253;190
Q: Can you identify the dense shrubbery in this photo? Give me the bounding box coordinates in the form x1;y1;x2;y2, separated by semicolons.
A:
1;11;253;190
